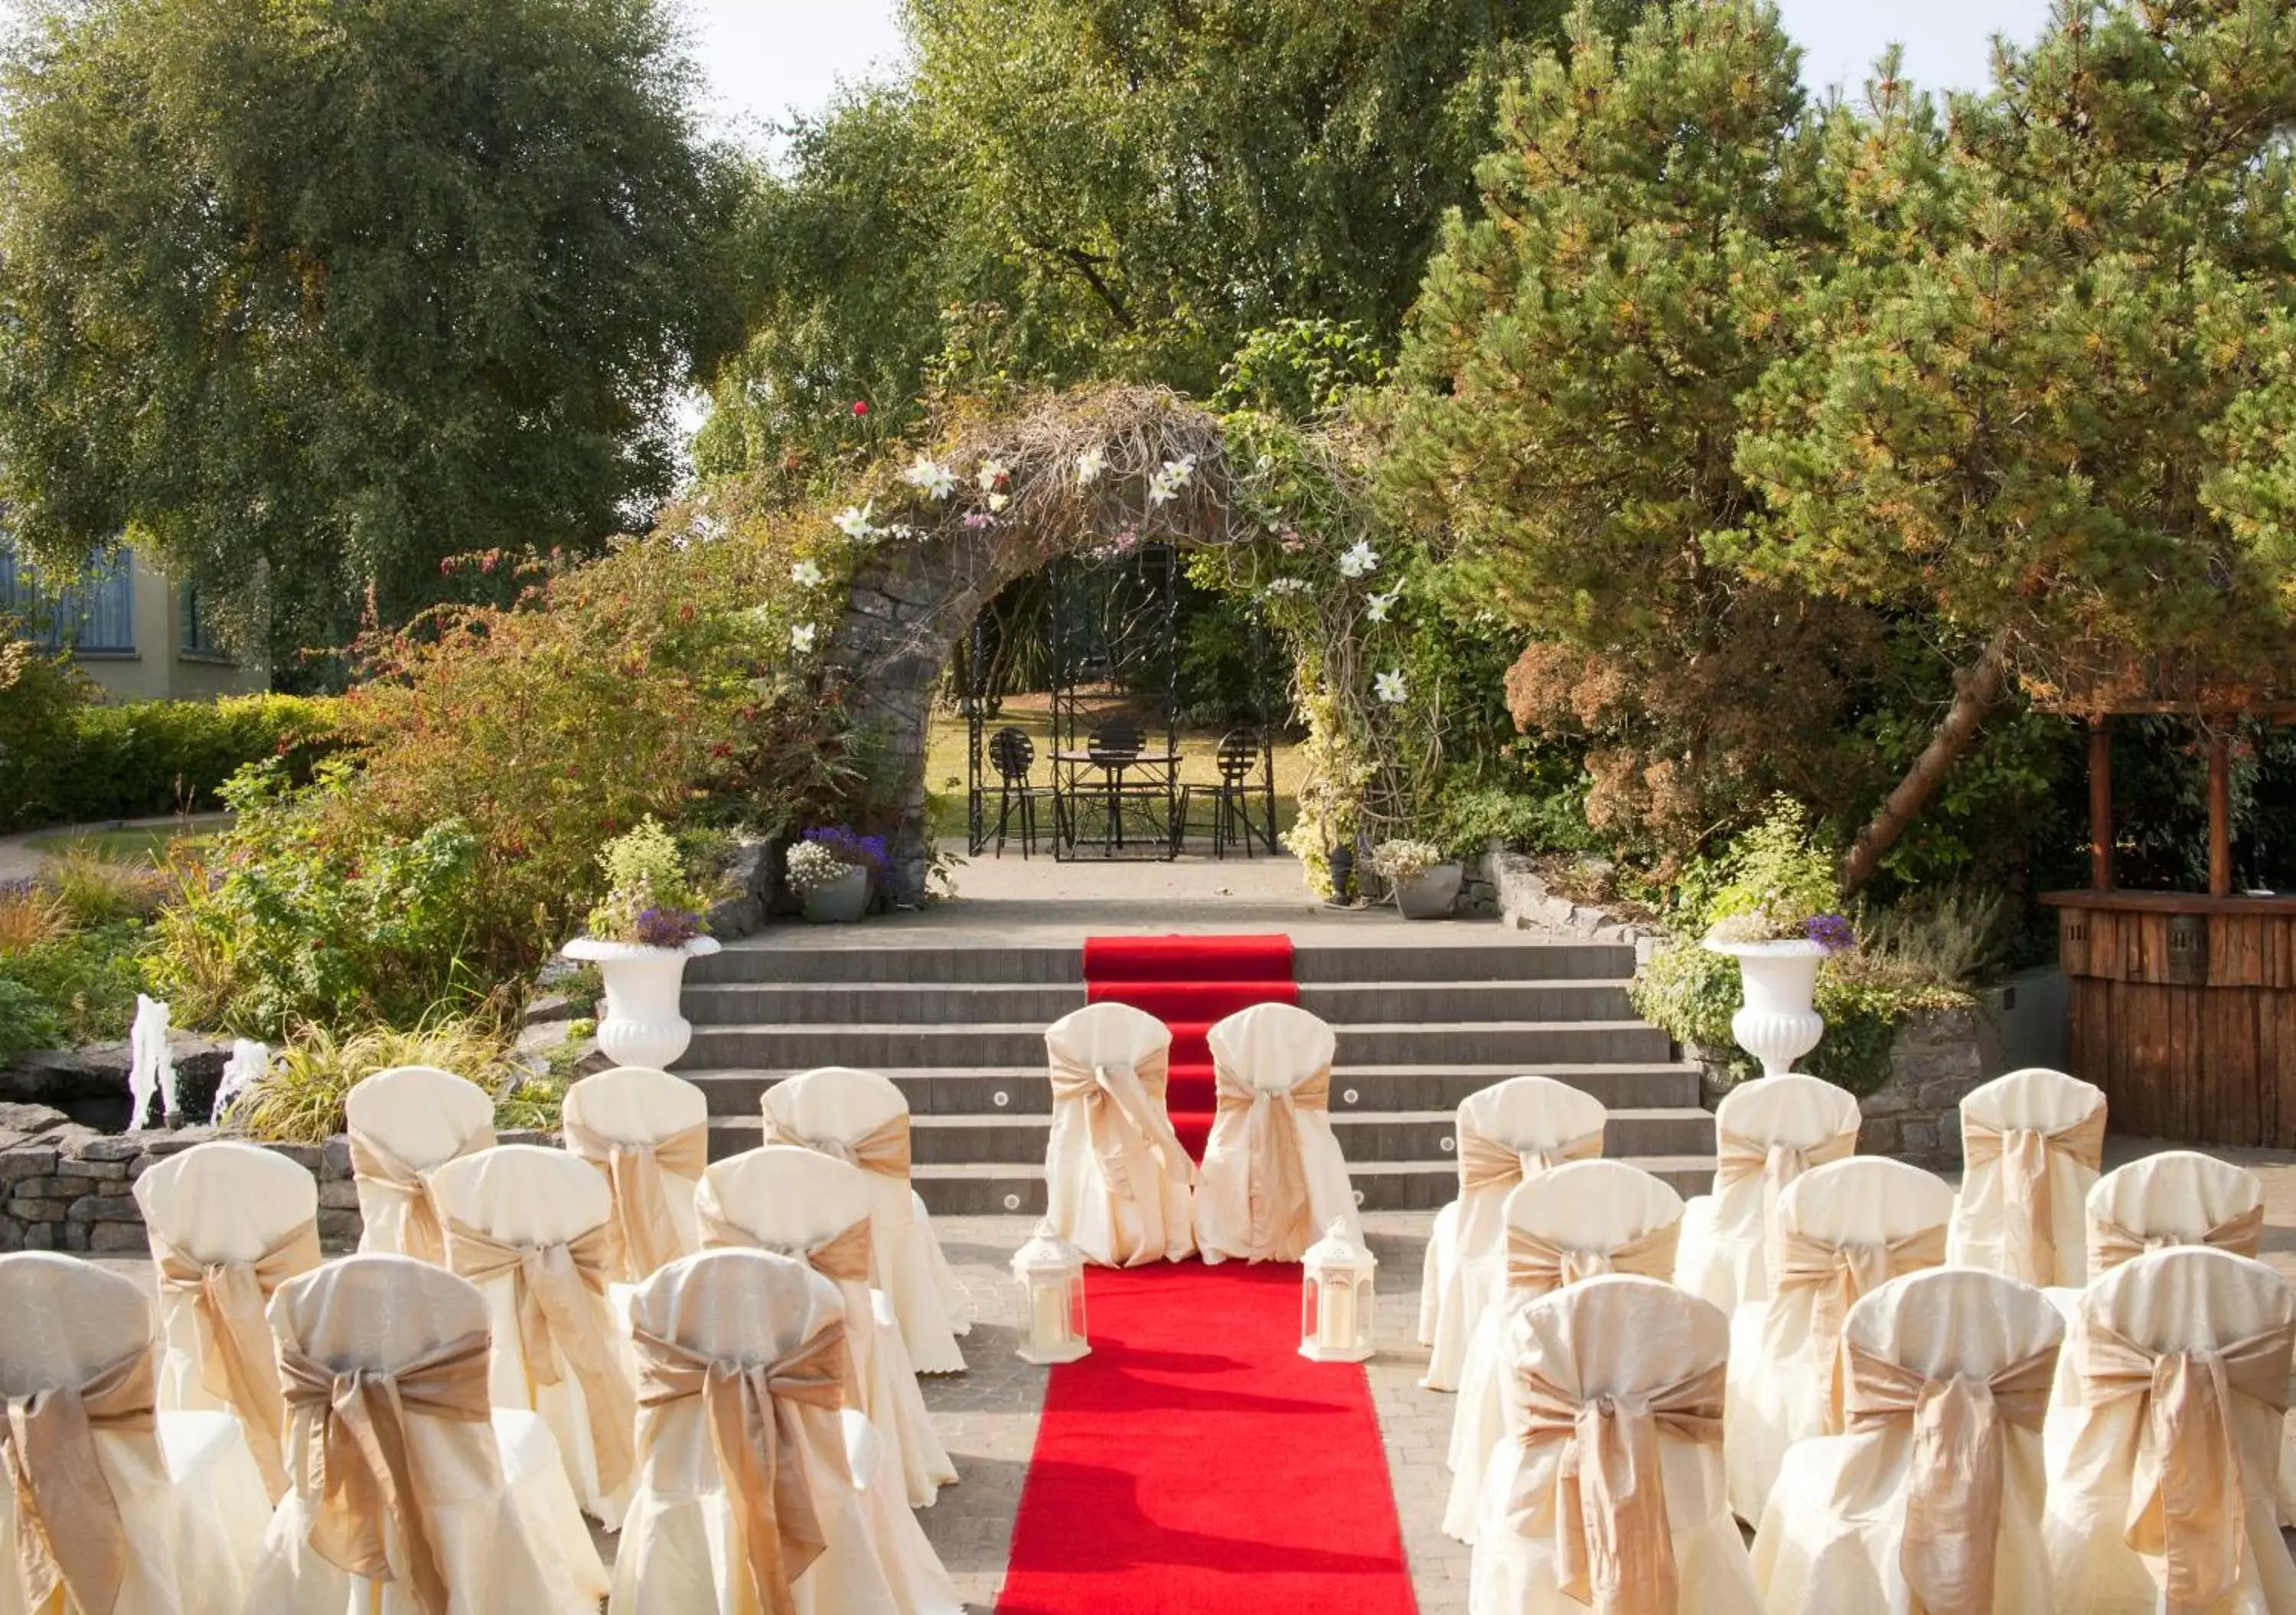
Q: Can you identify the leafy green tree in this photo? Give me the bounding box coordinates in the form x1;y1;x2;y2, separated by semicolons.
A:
1735;4;2296;889
0;0;746;674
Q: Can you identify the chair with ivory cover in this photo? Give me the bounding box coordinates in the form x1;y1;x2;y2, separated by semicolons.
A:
1750;1266;2065;1615
246;1254;608;1614
1443;1158;1684;1544
1672;1073;1859;1316
1465;1274;1761;1615
696;1145;959;1509
431;1143;639;1522
612;1248;962;1615
762;1067;972;1374
0;1253;269;1615
1947;1066;2107;1287
1194;1002;1362;1264
343;1065;497;1264
1723;1155;1954;1523
2041;1246;2296;1613
2050;1150;2265;1313
133;1138;322;1502
561;1065;710;1281
1417;1076;1607;1393
1041;1002;1196;1266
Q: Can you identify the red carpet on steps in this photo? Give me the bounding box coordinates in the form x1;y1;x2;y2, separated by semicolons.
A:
996;1261;1419;1615
1081;935;1296;1161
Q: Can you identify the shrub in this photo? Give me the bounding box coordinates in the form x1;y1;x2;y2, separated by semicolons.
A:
1370;839;1443;882
229;1015;518;1144
1704;798;1841;941
0;629;89;828
0;976;63;1062
39;849;169;927
585;817;716;946
0;880;67;954
0;924;147;1049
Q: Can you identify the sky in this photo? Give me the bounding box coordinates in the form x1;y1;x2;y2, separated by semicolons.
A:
681;0;2062;149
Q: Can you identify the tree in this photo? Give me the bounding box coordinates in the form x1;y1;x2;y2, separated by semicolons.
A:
1734;3;2296;889
0;0;746;674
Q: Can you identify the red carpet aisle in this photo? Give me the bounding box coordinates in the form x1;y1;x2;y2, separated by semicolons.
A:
1081;935;1296;1160
996;1261;1419;1614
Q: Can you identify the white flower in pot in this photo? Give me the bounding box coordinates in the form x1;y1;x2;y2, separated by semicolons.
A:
562;817;721;1070
1371;837;1461;921
785;827;888;925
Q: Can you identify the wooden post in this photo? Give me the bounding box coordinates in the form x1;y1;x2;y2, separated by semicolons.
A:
2088;716;2114;891
2208;720;2233;899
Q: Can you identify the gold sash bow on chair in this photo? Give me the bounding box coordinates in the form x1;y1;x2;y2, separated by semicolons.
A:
1513;1360;1726;1615
1838;1336;2058;1615
151;1219;322;1500
2087;1203;2265;1277
1505;1220;1681;1298
347;1125;494;1266
2077;1318;2294;1611
1961;1106;2105;1284
1768;1223;1947;1427
762;1110;912;1182
444;1217;637;1495
561;1117;709;1280
693;1202;876;1407
2;1343;155;1615
1213;1065;1331;1261
277;1329;496;1615
634;1317;849;1615
1459;1124;1603;1194
1045;1046;1195;1205
1712;1122;1857;1241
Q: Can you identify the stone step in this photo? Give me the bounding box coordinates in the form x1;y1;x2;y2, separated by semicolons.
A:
903;1154;1716;1216
680;1061;1705;1117
680;978;1640;1028
680;1020;1675;1072
684;938;1637;987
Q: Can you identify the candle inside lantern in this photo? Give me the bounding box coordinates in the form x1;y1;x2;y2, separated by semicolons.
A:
1012;1222;1091;1365
1032;1281;1064;1353
1299;1218;1377;1364
1324;1274;1355;1349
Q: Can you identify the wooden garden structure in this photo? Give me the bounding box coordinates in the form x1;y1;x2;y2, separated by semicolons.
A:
2043;697;2296;1146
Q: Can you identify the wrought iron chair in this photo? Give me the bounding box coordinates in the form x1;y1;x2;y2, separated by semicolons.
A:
1172;732;1267;858
986;726;1062;857
1081;721;1157;853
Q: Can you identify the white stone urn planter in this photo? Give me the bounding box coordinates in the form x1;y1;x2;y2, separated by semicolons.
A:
801;866;871;925
562;935;722;1070
1703;937;1827;1077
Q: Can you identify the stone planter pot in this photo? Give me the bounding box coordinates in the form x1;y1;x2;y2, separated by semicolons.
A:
800;866;871;925
1703;937;1827;1077
561;935;721;1069
1394;863;1464;921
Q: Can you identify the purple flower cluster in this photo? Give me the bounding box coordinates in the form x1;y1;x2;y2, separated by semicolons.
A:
633;905;703;948
804;826;889;873
1805;912;1856;954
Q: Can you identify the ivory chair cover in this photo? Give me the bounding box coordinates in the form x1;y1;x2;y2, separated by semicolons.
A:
343;1066;497;1264
133;1139;321;1500
612;1249;961;1615
762;1068;972;1374
561;1065;710;1281
430;1143;638;1523
1947;1067;2107;1287
1443;1159;1685;1543
1195;1003;1362;1264
247;1254;608;1614
2039;1150;2266;1324
1722;1156;1954;1522
1749;1267;2065;1615
1466;1274;1761;1615
1417;1077;1607;1393
1041;1003;1195;1267
2042;1247;2296;1614
695;1146;959;1509
0;1253;269;1615
1672;1075;1859;1316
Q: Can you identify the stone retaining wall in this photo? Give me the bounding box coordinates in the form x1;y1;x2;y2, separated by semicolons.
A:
0;1102;552;1255
1852;1005;2000;1171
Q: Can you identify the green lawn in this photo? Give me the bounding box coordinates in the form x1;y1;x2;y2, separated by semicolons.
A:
24;825;216;864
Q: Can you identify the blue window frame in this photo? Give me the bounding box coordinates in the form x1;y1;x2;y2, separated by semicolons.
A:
0;540;135;654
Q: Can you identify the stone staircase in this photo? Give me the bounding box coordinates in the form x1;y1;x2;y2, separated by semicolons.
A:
673;937;1716;1215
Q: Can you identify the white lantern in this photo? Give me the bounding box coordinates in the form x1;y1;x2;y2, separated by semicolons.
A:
1300;1219;1376;1363
1011;1222;1090;1365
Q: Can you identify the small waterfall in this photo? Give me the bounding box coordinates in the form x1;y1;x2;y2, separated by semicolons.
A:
211;1039;269;1127
128;994;173;1130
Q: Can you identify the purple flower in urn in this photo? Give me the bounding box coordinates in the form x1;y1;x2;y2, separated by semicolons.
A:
1804;912;1855;954
633;905;703;948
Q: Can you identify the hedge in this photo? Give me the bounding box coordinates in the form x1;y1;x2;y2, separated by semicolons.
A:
0;691;339;832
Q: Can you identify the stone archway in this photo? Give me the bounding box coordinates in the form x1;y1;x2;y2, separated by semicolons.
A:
818;386;1254;902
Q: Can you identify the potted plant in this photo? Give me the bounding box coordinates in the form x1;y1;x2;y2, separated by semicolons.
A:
787;826;887;924
562;817;722;1069
1697;802;1854;1077
1372;837;1461;921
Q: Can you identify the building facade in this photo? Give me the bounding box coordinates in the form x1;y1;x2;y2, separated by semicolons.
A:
0;542;266;702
